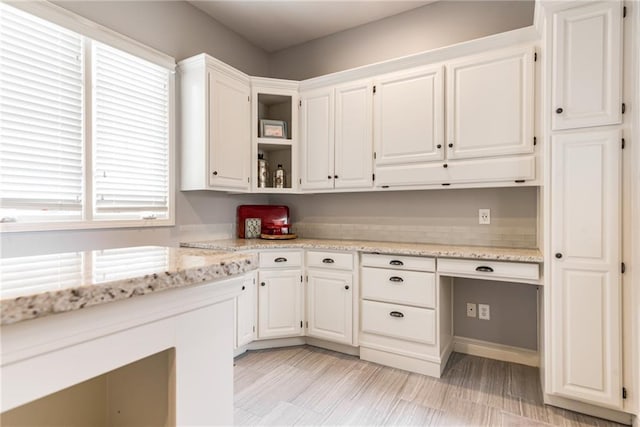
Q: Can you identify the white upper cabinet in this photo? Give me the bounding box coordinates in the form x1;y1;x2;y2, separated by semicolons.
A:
550;129;622;408
551;2;623;130
179;55;250;192
334;80;374;189
300;80;373;191
300;87;334;190
208;69;251;190
446;46;534;159
374;65;445;166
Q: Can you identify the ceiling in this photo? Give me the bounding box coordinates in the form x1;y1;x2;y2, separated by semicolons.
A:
187;1;434;52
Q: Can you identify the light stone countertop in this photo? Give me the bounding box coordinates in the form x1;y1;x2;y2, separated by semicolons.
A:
180;238;543;263
0;246;258;326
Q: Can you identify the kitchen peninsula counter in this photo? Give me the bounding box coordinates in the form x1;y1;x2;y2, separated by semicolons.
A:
0;246;258;325
180;238;543;263
1;246;256;424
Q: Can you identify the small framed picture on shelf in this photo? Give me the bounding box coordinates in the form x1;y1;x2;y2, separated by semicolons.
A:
259;119;287;139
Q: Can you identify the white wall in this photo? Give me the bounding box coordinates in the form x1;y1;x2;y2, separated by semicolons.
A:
268;0;535;80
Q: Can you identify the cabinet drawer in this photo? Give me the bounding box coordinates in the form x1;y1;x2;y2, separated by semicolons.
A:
361;300;435;344
306;251;353;270
361;253;435;272
259;251;302;268
375;155;536;187
362;268;435;308
437;258;539;281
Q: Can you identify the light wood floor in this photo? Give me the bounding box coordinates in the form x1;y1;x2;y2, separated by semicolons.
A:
234;345;626;426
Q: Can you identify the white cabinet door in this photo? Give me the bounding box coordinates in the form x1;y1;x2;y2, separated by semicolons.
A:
551;2;623;130
300;88;335;190
236;273;256;348
257;269;303;339
550;129;622;408
446;46;534;159
307;269;353;345
374;65;444;166
208;68;250;190
335;80;374;189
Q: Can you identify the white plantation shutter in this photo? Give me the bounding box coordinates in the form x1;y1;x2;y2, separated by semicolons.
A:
93;42;170;219
0;4;84;219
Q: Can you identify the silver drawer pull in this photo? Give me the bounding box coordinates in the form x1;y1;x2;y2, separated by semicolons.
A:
322;258;335;264
389;260;404;266
274;257;287;263
389;276;404;283
389;311;404;318
475;266;494;273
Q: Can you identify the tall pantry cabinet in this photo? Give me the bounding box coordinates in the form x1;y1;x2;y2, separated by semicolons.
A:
544;0;625;412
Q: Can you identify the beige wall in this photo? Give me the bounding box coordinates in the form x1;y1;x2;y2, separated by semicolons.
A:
453;278;538;350
51;0;269;73
268;1;535;80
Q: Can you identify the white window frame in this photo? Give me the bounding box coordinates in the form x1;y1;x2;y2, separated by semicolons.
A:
0;1;176;233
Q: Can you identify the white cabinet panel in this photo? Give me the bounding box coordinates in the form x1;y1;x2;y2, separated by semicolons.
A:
361;268;436;308
307;269;353;345
335;80;374;189
375;155;535;187
446;46;534;159
208;68;250;190
300;88;334;190
257;269;303;339
550;129;622;408
551;2;623;130
236;273;256;348
374;65;444;166
361;300;436;345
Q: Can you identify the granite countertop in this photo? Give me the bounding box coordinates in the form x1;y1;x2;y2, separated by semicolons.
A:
0;246;258;326
180;238;543;263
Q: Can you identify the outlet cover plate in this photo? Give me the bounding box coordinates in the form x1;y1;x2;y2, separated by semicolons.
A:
479;209;491;225
466;303;476;318
479;304;490;320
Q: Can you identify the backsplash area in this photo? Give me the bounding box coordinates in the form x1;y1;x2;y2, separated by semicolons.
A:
292;217;536;248
272;188;539;249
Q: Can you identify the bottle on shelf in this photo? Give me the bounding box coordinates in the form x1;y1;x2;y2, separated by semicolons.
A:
274;164;285;189
257;153;269;188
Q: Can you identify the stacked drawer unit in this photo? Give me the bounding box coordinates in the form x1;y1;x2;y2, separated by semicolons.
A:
359;253;453;377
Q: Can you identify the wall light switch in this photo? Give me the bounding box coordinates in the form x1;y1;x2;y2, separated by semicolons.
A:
479;209;491;225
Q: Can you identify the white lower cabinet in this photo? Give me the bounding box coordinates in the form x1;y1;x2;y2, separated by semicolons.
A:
235;272;257;348
305;251;355;346
307;269;353;344
549;129;622;409
257;251;304;340
359;253;451;378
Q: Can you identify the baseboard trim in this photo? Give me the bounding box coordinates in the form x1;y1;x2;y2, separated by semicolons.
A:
305;337;359;356
246;337;306;350
545;393;634;425
453;336;539;367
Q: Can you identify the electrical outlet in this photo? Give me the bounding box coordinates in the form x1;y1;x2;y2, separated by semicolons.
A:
479;208;491;225
466;303;476;318
478;304;490;320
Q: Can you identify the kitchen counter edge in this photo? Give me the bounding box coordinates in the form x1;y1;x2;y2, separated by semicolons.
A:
180;239;543;263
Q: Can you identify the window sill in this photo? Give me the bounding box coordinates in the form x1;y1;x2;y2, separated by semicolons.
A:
0;218;175;233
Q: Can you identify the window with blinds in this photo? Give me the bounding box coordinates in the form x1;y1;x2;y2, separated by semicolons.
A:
0;3;173;229
93;43;169;219
0;4;84;220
